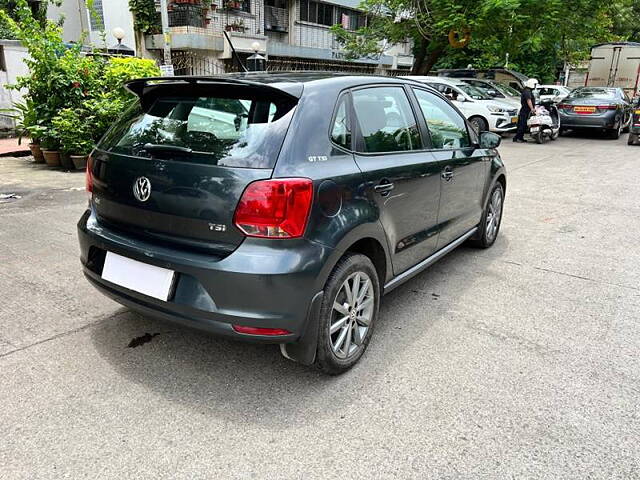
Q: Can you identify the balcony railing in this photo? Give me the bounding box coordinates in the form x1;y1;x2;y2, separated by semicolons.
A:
168;4;206;28
265;6;288;33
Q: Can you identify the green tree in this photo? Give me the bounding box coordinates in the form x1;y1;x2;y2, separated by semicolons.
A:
332;0;623;79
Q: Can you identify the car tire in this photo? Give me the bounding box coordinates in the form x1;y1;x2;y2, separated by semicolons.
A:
315;253;380;375
609;121;622;139
470;182;504;249
469;116;489;134
559;127;567;137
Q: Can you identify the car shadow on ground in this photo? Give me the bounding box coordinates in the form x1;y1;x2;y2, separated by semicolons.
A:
90;236;508;427
559;129;630;140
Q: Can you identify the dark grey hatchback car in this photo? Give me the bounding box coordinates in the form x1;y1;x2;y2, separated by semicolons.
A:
78;73;506;374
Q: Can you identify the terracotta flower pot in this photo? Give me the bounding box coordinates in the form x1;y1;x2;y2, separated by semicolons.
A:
42;150;61;167
29;143;45;163
70;154;88;170
60;152;75;170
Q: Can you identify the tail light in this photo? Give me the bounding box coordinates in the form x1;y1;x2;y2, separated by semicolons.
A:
86;155;93;203
232;325;291;336
558;104;572;110
234;178;313;238
597;105;618;110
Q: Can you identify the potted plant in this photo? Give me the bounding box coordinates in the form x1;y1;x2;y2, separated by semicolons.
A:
52;108;94;170
26;125;47;163
40;128;61;167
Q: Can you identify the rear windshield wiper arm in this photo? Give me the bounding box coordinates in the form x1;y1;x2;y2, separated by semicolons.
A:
142;143;193;155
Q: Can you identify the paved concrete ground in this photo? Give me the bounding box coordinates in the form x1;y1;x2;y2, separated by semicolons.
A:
1;133;639;479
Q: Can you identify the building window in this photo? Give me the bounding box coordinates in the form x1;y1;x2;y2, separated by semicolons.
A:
300;0;335;26
88;0;105;31
336;8;365;30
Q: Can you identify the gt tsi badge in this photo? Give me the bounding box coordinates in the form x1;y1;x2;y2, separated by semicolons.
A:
133;176;152;202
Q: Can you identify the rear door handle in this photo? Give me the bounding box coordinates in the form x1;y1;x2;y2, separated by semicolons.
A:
374;180;395;196
441;167;454;181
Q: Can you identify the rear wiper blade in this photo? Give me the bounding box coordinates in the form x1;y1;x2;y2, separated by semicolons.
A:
142;143;193;154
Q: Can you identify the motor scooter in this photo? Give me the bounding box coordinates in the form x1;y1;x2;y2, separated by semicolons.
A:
527;100;561;144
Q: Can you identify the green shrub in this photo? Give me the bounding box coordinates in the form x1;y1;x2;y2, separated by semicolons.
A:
103;57;160;100
51;108;94;155
3;0;159;151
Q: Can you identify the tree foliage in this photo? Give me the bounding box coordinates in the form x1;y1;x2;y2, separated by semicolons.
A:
332;0;640;81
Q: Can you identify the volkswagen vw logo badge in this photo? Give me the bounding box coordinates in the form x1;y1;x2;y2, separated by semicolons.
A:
133;176;152;202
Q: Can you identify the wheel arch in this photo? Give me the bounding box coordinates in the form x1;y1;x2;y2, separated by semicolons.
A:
316;223;393;292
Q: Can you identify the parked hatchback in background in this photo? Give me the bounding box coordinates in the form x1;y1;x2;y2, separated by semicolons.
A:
407;76;520;134
558;86;633;138
78;73;506;374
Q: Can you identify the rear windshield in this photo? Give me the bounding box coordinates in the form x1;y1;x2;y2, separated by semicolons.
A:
568;88;617;99
98;92;297;168
497;83;521;96
456;84;491;100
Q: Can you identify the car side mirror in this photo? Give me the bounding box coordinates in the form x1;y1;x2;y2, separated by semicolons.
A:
487;90;499;97
479;131;501;149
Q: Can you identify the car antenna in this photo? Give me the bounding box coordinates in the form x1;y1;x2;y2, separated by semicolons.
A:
223;31;249;73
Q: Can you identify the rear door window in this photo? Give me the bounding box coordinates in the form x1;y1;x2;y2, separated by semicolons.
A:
352;86;422;153
99;92;297;168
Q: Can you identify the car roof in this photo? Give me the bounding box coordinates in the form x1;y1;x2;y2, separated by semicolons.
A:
126;72;431;99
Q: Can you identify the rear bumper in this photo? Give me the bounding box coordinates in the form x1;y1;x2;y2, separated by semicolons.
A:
559;110;618;129
78;208;331;343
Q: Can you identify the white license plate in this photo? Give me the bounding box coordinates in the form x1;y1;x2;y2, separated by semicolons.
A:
102;251;175;300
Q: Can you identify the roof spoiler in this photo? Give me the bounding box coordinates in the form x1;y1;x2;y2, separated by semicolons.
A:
125;76;302;100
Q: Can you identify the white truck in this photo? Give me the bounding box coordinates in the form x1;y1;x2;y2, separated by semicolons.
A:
586;42;640;98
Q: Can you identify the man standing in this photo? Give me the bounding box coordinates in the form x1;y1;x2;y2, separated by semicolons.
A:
513;78;538;143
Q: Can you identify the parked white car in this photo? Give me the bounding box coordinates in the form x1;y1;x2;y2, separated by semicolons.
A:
407;76;520;133
457;78;522;108
536;85;572;103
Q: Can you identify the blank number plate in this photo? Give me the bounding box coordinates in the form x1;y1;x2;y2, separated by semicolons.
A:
102;251;175;301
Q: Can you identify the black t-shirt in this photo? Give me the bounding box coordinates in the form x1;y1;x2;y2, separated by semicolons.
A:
521;88;535;111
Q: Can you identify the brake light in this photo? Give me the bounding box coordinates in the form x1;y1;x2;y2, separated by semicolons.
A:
232;325;291;336
86;155;93;202
234;178;313;238
558;104;572;110
597;105;617;110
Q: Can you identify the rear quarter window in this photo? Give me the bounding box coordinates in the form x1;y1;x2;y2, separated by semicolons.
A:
99;92;297;168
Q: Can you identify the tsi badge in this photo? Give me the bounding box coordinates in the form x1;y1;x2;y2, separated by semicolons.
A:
133;176;152;202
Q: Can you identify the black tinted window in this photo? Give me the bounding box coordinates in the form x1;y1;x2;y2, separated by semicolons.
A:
99;93;296;168
569;88;616;99
413;88;470;149
352;87;422;153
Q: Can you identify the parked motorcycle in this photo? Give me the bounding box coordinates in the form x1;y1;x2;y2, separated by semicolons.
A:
528;100;561;144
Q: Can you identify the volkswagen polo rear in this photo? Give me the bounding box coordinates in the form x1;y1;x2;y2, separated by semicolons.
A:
78;77;329;344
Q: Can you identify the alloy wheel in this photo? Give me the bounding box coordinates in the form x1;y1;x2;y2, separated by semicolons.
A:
485;187;503;242
330;271;374;359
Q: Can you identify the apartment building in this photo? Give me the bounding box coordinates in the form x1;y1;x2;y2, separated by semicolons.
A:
48;0;414;74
